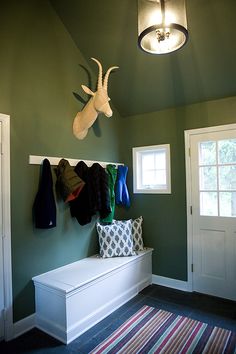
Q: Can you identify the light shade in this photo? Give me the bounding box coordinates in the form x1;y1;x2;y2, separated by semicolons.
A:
138;0;188;54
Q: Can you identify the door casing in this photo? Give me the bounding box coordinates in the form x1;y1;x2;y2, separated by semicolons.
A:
0;113;13;341
185;123;236;296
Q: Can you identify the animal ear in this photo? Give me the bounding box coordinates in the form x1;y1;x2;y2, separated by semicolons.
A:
81;85;95;96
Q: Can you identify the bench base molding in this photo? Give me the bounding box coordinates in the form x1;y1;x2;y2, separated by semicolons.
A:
33;249;153;344
36;277;151;344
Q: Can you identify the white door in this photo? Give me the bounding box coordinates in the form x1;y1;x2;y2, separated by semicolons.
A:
0;121;4;340
189;126;236;301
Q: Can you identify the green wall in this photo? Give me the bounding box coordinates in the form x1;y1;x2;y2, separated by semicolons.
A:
119;96;236;279
1;0;236;324
0;0;122;322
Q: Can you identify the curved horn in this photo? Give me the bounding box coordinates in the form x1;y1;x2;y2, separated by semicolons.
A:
103;66;119;91
91;57;103;90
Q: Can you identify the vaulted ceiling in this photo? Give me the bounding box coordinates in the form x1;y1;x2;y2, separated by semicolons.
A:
50;0;236;117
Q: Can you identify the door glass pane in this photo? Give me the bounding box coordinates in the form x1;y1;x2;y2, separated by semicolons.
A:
218;139;236;164
200;192;218;216
199;141;216;165
219;166;236;190
199;166;217;190
219;192;236;217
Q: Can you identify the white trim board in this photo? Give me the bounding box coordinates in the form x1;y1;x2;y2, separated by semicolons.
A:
13;314;35;339
0;113;13;341
185;123;236;137
12;274;190;340
152;274;191;292
29;155;124;168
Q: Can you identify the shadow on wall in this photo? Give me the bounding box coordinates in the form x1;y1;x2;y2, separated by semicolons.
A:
73;64;92;105
14;281;35;322
72;63;102;138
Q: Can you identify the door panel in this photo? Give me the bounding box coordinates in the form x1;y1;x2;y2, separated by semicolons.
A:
0;121;4;340
190;129;236;300
201;229;226;279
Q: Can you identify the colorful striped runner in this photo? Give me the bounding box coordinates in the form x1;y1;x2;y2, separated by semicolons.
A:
90;305;236;354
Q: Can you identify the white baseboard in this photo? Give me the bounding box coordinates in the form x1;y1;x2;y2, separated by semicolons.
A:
12;275;190;341
152;274;191;292
13;313;35;339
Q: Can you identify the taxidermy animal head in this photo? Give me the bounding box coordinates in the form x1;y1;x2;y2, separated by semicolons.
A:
73;57;119;140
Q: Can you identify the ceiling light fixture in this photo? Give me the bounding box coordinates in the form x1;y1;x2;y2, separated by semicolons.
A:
138;0;188;54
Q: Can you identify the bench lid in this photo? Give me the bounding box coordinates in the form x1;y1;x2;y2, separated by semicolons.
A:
32;248;153;293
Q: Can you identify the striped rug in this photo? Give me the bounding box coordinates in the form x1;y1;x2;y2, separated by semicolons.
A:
90;305;236;354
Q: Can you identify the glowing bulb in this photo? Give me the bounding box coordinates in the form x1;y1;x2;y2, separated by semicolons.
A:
148;9;162;26
164;11;176;26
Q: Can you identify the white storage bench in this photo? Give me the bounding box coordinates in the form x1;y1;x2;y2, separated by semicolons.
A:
32;248;153;344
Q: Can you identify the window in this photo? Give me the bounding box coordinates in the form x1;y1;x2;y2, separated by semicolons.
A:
133;144;171;194
199;138;236;217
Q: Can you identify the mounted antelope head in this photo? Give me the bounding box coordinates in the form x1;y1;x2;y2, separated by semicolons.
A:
73;57;119;140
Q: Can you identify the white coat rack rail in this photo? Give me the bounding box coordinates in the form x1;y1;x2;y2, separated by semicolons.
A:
29;155;124;168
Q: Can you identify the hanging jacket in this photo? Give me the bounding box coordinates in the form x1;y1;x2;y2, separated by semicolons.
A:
33;158;56;229
101;164;117;223
70;162;111;224
115;165;130;208
89;163;111;219
56;159;85;202
70;161;92;225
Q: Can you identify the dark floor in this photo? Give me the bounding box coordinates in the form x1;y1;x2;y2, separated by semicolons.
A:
1;284;236;354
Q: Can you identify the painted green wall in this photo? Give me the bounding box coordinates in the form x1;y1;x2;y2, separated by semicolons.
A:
119;96;236;279
0;0;122;322
1;0;236;324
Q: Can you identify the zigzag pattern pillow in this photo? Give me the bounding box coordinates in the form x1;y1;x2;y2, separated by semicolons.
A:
132;216;144;251
96;220;136;258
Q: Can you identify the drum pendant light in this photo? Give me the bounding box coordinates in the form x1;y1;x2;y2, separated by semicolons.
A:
138;0;188;54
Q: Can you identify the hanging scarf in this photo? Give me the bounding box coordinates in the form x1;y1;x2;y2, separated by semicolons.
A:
101;164;117;223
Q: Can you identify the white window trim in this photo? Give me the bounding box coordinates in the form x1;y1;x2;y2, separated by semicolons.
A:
132;144;171;194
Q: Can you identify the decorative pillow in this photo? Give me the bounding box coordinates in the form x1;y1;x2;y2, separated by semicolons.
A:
132;216;144;251
96;220;136;258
